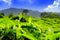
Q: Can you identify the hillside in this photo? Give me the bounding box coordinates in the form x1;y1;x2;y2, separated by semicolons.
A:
0;8;40;17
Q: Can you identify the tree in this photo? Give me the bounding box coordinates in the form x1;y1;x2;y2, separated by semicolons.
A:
40;12;59;18
0;13;5;16
22;9;29;16
8;13;14;18
0;13;5;18
40;12;48;18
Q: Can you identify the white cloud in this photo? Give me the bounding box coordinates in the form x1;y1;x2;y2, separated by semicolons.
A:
43;0;60;12
0;0;12;5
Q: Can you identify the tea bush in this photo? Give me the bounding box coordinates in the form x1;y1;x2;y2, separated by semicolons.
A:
0;15;60;40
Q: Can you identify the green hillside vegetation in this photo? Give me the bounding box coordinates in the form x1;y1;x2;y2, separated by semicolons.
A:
0;12;60;40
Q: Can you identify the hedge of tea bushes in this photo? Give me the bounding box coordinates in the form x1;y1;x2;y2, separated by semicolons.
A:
0;16;60;40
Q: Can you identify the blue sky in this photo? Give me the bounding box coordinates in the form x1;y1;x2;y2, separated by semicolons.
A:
0;0;60;12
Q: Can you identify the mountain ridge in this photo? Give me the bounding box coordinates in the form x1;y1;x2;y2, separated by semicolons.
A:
0;8;40;17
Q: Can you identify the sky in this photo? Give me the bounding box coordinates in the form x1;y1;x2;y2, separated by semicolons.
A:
0;0;60;12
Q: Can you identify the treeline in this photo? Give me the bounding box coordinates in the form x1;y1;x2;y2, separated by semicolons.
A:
0;9;60;18
40;12;60;18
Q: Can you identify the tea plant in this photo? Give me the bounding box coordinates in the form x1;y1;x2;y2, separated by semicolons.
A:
0;14;60;40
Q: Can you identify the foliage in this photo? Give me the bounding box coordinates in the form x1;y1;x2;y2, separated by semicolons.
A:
8;13;14;19
40;12;59;18
0;13;60;40
22;9;29;16
0;13;5;18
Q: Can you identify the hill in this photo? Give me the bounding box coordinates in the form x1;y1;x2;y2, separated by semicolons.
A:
0;8;40;17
